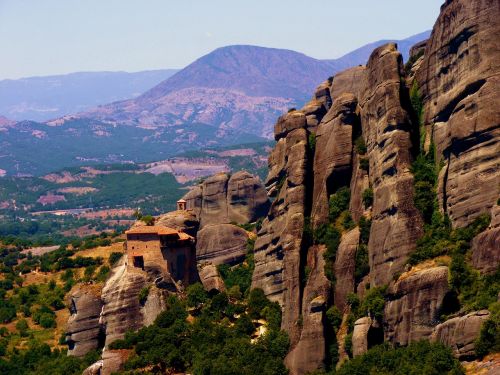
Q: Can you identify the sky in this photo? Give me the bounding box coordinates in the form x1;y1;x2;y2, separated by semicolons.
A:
0;0;442;80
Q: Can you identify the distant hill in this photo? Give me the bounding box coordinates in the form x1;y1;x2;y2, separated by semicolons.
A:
0;32;430;176
326;31;431;72
0;70;179;121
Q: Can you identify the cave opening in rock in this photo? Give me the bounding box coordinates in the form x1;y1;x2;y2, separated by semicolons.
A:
439;290;461;317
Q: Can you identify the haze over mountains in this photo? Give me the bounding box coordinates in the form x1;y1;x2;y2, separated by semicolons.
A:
0;70;179;122
0;31;430;176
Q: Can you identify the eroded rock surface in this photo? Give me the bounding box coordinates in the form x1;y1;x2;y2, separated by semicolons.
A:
285;245;331;375
183;171;269;228
471;205;500;274
384;266;449;346
416;0;500;228
431;310;490;359
252;109;310;346
334;228;360;312
311;93;358;227
66;285;104;357
352;317;372;357
359;43;423;286
198;263;226;292
196;223;250;265
156;210;199;237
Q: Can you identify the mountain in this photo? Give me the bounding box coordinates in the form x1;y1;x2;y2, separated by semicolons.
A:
326;30;431;71
0;69;179;122
75;45;337;139
0;33;431;176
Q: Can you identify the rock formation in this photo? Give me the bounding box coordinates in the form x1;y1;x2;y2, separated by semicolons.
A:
334;228;360;311
416;0;500;228
196;223;250;265
183;171;270;228
430;310;490;359
471;205;500;274
384;266;450;346
65;285;104;357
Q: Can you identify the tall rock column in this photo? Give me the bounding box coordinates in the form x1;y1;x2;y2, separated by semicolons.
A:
359;43;423;286
416;0;500;227
252;110;309;346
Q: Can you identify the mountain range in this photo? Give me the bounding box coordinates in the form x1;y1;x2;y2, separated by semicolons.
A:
0;70;179;122
0;31;430;176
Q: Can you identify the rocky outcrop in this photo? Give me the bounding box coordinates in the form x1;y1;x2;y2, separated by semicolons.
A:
334;228;360;312
330;66;366;101
252;109;311;346
285;245;331;375
471;205;500;274
66;285;104;357
100;264;149;347
384;266;450;346
352;317;372;357
198;263;226;292
183;171;270;228
416;0;500;228
349;153;370;222
359;43;423;286
311;93;358;227
196;223;250;265
156;210;199;237
430;310;490;359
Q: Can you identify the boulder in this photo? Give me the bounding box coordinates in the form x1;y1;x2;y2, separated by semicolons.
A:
156;209;199;237
416;0;500;228
66;285;104;357
384;266;450;346
183;171;270;228
471;205;500;274
198;263;226;292
359;43;423;286
196;223;249;265
352;317;372;357
285;245;331;374
430;310;490;359
334;228;360;311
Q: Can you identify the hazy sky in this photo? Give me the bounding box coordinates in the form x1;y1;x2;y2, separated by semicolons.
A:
0;0;442;79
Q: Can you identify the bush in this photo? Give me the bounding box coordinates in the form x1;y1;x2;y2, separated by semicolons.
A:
337;340;464;375
475;302;500;357
186;283;208;309
39;313;56;328
344;333;353;358
138;286;150;306
141;215;155;226
362;188;373;208
108;252;123;266
16;318;29;336
359;157;369;171
329;187;351;222
355;136;367;155
326;306;342;332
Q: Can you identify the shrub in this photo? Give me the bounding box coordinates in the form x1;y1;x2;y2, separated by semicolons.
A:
354;244;370;285
475;302;500;358
362;188;373;208
340;211;356;231
355;136;367;155
329;187;351;222
337;340;464;375
138;286;150;306
344;333;353;358
108;252;123;266
141;215;155;226
16;318;29;336
186;283;208;309
359;157;369;171
39;313;56;328
308;133;316;153
326;306;342;332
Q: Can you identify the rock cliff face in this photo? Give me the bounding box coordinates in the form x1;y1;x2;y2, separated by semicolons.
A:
250;2;498;373
66;285;104;357
359;43;423;287
416;0;500;227
196;223;250;265
183;171;270;228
